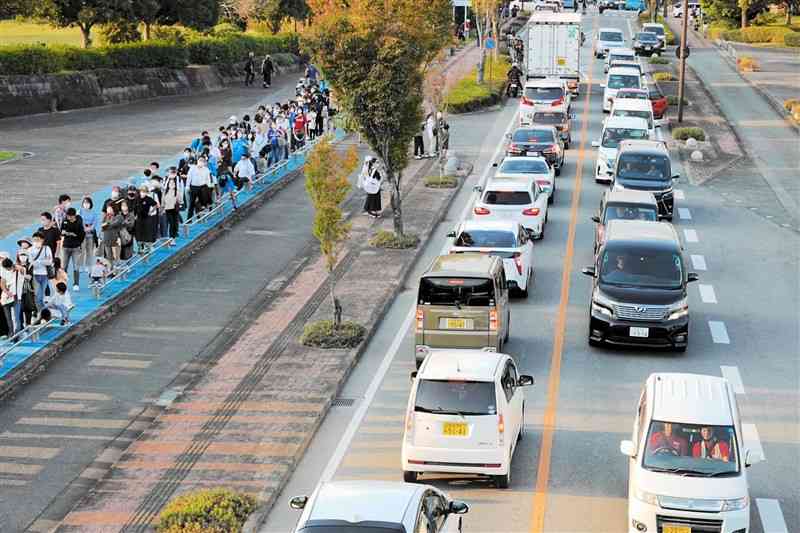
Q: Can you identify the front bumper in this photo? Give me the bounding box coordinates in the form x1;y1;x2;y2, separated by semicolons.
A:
589;305;689;348
402;443;508;476
628;496;749;533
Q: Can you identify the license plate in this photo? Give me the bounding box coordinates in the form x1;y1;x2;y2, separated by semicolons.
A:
645;45;652;49
445;318;468;329
526;150;541;156
630;327;649;338
442;422;468;436
662;526;691;533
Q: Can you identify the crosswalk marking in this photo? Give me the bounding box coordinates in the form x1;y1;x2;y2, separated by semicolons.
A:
89;357;151;369
683;228;698;243
33;402;92;412
678;207;692;220
698;284;717;304
708;321;730;344
48;391;111;402
16;417;129;430
674;189;685;200
0;445;59;459
756;498;788;533
691;254;707;271
0;462;43;475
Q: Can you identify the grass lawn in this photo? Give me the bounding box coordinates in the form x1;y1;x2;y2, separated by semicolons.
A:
0;151;17;163
0;20;94;47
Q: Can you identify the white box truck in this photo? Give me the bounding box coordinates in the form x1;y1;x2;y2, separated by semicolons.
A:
525;12;582;94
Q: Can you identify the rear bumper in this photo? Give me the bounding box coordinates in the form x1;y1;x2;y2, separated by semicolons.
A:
402;444;508;475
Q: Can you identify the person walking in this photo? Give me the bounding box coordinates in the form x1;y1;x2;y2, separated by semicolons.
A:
60;207;85;292
118;201;136;261
414;121;426;159
234;153;256;193
100;206;122;270
30;232;53;316
79;197;98;275
358;156;383;218
261;54;275;88
187;156;211;220
162;177;182;245
425;113;437;158
134;185;158;255
244;52;256;86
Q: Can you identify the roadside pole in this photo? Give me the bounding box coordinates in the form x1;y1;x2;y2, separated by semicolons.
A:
677;0;689;122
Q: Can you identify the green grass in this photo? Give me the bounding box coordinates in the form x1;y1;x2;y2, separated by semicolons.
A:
444;54;510;113
0;151;17;162
0;20;94;47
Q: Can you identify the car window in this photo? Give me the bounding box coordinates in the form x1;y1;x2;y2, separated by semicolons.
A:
484;190;532;205
499;159;550;174
599;249;683;288
607;74;641;90
604;204;658;223
414;501;431;533
524;86;564;100
637;32;659;42
648;85;664;98
454;229;516;248
609;53;634;63
601;127;649;148
617;90;648;100
532;112;566;125
424;492;447;531
418;277;495;306
617;153;670;180
501;364;515;402
645;26;665;36
415;380;497;416
643;421;739;476
612;109;653;129
512;129;555;143
600;31;624;42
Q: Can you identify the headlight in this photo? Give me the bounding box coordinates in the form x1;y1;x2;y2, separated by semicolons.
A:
592;290;615;317
721;496;749;511
634;488;659;506
667;298;688;320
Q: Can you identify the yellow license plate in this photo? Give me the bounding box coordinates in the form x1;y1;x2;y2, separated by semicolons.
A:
663;526;691;533
442;422;468;436
445;318;467;329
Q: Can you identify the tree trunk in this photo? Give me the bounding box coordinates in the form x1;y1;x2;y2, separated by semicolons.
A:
477;46;486;84
80;24;92;49
741;2;748;29
330;275;341;328
786;2;791;25
389;169;404;237
144;22;151;41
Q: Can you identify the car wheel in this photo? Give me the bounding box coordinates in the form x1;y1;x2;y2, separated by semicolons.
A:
555;165;562;176
537;223;545;240
494;463;511;489
403;470;418;483
520;270;531;298
548;191;554;205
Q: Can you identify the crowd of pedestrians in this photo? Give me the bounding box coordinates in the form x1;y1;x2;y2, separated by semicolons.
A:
0;63;335;342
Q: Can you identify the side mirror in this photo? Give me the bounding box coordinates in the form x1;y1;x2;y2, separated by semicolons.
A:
745;448;763;467
505;132;512;140
410;370;418;382
517;374;535;386
620;440;636;457
289;495;309;510
591;215;601;223
672;173;680;181
448;500;470;515
687;272;699;283
599;83;606;88
581;266;596;277
606;170;614;177
473;185;483;193
446;231;456;238
591;140;601;148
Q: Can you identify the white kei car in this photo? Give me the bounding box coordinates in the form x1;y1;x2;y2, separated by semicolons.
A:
448;220;535;297
595;27;626;58
604;47;636;73
602;66;644;112
473;176;550;239
494;155;556;203
592;116;650;183
402;350;535;488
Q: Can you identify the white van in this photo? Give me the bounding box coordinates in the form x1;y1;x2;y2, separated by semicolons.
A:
604;47;636;73
602;66;643;112
609;98;658;138
620;373;760;533
592;116;650;183
402;350;534;488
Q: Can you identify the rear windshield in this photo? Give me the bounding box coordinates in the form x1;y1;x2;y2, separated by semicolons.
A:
644;26;665;36
600;249;683;288
454;229;516;248
616;90;648;100
609;52;634;63
533;112;566;125
601;127;649;148
608;74;641;90
604;203;658;222
524;86;564;100
601;31;624;42
637;32;659;42
512;129;555;143
617;153;670;180
298;526;400;533
611;62;642;74
415;380;497;416
613;109;653;129
499;159;549;174
418;277;495;306
484;190;532;205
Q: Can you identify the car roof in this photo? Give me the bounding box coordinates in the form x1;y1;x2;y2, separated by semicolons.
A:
458;219;520;233
642;22;665;28
485;177;533;191
599;27;624;34
308;481;423;525
515;125;558;133
420;350;507;381
618;139;668;153
612;98;652;111
608;47;635;55
607;66;642;77
426;253;500;277
605;189;658;205
637;30;659;36
616;88;648;94
524;78;564;88
605;219;678;244
603;116;649;129
649;373;733;425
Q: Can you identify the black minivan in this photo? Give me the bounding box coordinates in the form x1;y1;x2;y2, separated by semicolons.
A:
611;140;679;220
582;220;698;352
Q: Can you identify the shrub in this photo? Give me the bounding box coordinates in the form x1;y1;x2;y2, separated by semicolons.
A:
424;175;458;188
672;127;705;141
369;230;420;249
186;33;299;65
301;320;366;349
753;11;781;26
667;95;689;106
653;71;674;82
783;98;800;111
736;55;759;72
648;56;669;64
784;32;800;47
54;45;111;70
444;56;510;114
99;20;142;45
722;26;793;43
0;44;64;75
156;488;256;533
211;22;242;36
707;22;735;40
105;40;189;69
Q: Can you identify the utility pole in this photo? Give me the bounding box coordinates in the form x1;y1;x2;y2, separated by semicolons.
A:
663;0;668;20
677;0;689;123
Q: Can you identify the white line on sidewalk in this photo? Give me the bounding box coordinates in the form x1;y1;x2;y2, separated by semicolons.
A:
742;423;767;461
683;229;698;243
720;365;745;394
674;189;685;200
708;321;730;344
678;207;692;220
756;498;788;533
698;284;717;304
691;254;707;271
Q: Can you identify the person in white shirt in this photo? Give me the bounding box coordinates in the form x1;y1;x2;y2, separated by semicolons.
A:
1;257;20;336
187;156;211;220
234;153;256;192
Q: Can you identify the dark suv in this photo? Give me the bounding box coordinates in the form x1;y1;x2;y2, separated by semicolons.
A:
582;220;698;352
505;126;565;175
611;140;679;220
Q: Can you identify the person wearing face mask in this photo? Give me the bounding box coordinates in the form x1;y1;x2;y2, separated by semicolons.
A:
79;197;98;274
0;257;18;338
100;205;122;271
162;176;182;245
103;186;124;215
29;232;53;316
187;155;211;220
53;194;72;228
118;201;136;261
134;185;158;254
14;250;35;331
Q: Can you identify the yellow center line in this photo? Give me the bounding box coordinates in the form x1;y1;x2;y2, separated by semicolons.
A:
529;62;594;533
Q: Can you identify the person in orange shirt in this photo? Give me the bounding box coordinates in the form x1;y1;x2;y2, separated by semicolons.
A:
692;427;730;461
648;422;689;456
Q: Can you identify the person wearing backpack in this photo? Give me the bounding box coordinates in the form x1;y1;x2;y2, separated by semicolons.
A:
358;156;383;218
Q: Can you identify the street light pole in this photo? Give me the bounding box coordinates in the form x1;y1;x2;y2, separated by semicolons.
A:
677;0;689;123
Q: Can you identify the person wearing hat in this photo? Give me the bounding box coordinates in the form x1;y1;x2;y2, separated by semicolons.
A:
358;156;383;218
16;238;32;257
134;185;158;254
261;54;275;89
244;51;256;87
60;207;85;292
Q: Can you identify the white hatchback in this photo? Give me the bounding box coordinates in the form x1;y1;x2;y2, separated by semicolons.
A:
520;79;571;126
448;220;535;297
473;177;550;239
602;66;644;112
494;155;556;203
609;98;658;138
402;350;534;488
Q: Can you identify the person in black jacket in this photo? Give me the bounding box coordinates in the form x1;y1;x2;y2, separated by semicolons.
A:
60;208;85;291
261;54;275;88
134;185;158;254
244;52;256;86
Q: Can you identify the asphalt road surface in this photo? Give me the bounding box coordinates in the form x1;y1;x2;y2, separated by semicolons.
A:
260;9;799;533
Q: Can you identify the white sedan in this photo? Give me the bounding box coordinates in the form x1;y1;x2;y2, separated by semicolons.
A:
494;155;557;204
473;176;549;239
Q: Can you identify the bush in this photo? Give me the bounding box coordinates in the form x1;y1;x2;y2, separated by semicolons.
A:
721;26;793;43
653;71;674;82
0;44;63;75
105;40;189;69
211;22;242;36
369;230;420;249
736;55;759;72
672;127;705;141
753;11;781;26
784;32;800;47
445;55;510;114
301;320;366;349
667;95;689;105
648;56;669;64
156;488;256;533
186;33;299;65
99;20;142;45
424;175;458;188
783;98;800;111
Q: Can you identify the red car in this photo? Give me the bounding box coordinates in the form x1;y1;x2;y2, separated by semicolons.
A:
648;84;668;119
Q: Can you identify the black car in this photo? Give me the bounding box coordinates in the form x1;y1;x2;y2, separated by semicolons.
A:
598;0;624;12
633;32;663;56
582;220;698;352
506;126;565;175
531;110;574;148
611;140;679;220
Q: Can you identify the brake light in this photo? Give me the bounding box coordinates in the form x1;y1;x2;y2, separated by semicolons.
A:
521;96;533;106
598;225;605;243
535;179;550;189
474;206;491;215
513;253;523;275
498;413;505;445
509;143;519;151
405;407;414;442
543;144;557;154
522;207;540;216
489;308;498;331
416;307;423;329
551;96;564;107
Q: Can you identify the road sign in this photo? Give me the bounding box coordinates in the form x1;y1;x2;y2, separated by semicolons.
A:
485;38;496;50
676;45;691;59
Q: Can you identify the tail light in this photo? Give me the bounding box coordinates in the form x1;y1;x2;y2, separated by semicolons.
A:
474;206;491;215
521;96;533;106
543;144;557;154
498;414;505;445
416;307;423;329
509;143;519;152
551;96;564;107
513;253;523;275
535;179;550;188
489;308;498;331
522;207;540;216
405;407;414;443
598;225;605;244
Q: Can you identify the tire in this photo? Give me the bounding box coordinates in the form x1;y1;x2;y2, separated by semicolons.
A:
537;223;545;240
548;191;554;204
518;406;525;441
520;270;531;298
555;164;562;176
403;470;418;483
494;464;511;489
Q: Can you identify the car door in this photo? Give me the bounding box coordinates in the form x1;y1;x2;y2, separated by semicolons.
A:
518;225;533;276
532;182;548;226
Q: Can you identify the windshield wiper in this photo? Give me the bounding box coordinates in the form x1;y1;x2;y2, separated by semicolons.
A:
647;467;709;476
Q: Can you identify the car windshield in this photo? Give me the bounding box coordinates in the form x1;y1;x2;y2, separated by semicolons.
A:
603;204;658;222
499;159;549;174
599;249;683;288
644;26;665;36
611;62;642;74
533;112;566;125
415;379;497;416
617;90;648;100
612;109;653;129
643;421;740;476
418;277;495;306
617;153;670;180
484;190;532;205
524;86;564;100
637;32;659;42
601;31;624;42
512;129;554;143
601;127;649;148
608;74;641;90
454;229;516;248
609;53;634;63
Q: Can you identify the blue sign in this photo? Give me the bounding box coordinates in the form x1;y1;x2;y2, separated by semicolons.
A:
485;38;496;49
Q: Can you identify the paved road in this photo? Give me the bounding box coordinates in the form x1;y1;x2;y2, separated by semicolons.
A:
260;10;799;533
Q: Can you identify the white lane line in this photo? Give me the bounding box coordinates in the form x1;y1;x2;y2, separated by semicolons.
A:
708;321;730;344
683;228;698;243
756;499;788;533
742;423;767;461
691;254;707;271
316;107;520;488
678;207;692;220
674;189;685;200
698;284;717;304
720;366;745;394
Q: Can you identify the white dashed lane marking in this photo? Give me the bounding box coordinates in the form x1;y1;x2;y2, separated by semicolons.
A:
674;189;685;200
683;229;698;243
698;284;717;304
720;366;745;394
708;321;730;344
756;498;788;533
678;207;692;220
691;254;707;271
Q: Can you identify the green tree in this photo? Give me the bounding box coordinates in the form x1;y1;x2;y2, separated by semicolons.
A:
305;137;358;326
36;0;128;48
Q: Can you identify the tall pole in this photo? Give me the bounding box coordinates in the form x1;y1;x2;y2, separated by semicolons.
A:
663;0;668;20
677;0;689;123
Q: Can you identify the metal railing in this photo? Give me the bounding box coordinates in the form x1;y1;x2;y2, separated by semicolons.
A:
0;317;67;360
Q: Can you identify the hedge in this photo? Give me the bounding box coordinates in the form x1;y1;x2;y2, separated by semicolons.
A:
721;26;794;44
673;127;705;141
445;56;510;114
784;31;800;47
156;488;256;533
0;32;299;75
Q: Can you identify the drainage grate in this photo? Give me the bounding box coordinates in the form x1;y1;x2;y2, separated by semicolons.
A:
331;398;356;407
